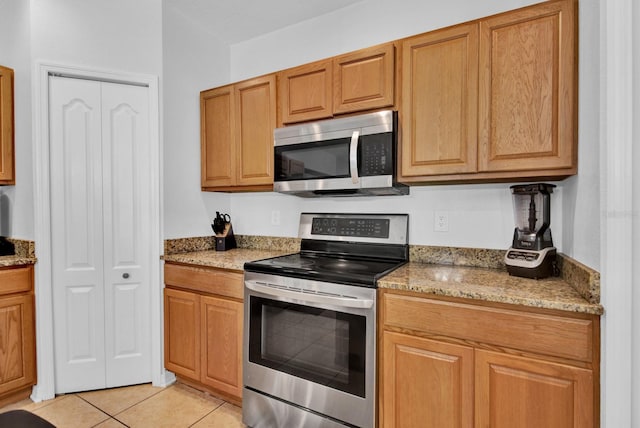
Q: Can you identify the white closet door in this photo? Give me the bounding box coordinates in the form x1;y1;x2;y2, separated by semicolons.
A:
50;76;151;393
101;82;151;387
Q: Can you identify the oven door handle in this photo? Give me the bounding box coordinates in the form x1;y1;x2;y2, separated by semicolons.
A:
246;281;374;309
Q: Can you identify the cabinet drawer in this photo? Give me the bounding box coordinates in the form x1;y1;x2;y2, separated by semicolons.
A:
382;291;595;362
164;263;243;300
0;266;33;296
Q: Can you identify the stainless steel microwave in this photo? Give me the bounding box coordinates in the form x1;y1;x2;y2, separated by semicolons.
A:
273;110;409;197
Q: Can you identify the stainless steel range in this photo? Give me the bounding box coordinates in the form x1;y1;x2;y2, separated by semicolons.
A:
243;213;409;428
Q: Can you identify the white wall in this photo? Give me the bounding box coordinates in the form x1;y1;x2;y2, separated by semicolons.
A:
0;0;165;241
561;0;601;270
0;0;33;239
30;0;162;75
161;2;232;238
230;0;542;80
222;0;593;261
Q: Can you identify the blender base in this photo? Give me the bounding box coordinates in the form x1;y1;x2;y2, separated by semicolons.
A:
505;247;557;280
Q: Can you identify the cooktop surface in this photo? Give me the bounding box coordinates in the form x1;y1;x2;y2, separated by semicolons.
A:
243;252;405;287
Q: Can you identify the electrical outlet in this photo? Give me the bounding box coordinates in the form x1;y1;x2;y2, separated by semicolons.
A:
271;210;281;226
434;211;449;232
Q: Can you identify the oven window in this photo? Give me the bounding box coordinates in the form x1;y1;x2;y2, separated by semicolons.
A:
248;296;366;398
275;138;350;181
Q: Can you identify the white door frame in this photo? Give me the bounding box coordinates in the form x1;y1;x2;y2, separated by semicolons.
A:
32;62;174;401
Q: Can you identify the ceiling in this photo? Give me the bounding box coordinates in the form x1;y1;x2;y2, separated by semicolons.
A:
167;0;364;45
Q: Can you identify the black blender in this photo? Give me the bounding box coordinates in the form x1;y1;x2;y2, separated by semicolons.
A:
505;183;557;279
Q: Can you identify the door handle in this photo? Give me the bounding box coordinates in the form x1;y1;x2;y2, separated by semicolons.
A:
245;280;373;309
349;130;360;184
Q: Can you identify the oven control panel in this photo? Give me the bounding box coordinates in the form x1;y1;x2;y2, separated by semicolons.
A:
300;213;408;245
311;217;390;238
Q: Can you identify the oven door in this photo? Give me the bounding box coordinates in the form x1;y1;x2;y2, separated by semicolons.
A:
243;272;376;428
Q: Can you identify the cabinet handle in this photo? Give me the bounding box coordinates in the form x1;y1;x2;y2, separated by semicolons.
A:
122;273;130;279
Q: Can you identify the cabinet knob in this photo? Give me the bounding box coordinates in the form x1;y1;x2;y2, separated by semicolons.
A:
123;273;130;279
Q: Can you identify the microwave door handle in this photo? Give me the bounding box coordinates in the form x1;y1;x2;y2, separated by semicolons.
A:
245;280;373;309
349;130;360;184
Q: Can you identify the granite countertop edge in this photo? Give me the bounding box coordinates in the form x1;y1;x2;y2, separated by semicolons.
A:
0;255;37;268
162;236;603;316
378;264;603;316
0;239;37;267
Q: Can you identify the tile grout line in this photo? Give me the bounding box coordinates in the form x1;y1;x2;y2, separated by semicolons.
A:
77;384;170;426
187;401;226;427
75;394;129;428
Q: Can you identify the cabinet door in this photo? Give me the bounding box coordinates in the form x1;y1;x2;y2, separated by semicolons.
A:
201;85;235;189
0;294;36;396
235;75;276;187
0;65;14;184
400;23;479;178
200;295;243;400
163;288;200;380
475;349;594;428
381;331;474;428
279;59;333;124
478;0;576;173
333;43;395;114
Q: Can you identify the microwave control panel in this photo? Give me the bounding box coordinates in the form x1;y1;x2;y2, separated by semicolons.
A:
360;134;393;176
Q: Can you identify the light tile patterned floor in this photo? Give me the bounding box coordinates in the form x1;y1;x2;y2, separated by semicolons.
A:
0;383;246;428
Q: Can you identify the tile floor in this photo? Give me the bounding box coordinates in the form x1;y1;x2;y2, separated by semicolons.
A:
0;383;246;427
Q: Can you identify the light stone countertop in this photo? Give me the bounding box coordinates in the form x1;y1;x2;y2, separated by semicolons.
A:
0;255;37;268
162;248;293;272
379;262;604;315
160;238;603;316
0;239;37;267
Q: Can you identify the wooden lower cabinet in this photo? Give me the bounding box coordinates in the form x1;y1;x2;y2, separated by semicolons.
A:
164;288;200;380
0;265;36;407
379;289;599;428
475;350;594;428
381;331;473;428
200;295;243;398
163;263;243;403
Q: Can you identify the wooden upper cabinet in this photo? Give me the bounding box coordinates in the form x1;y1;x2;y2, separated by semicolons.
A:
0;65;15;185
399;0;577;183
279;59;333;124
201;85;235;189
333;43;395;115
279;43;396;124
200;75;275;191
400;23;479;178
478;0;576;174
235;76;276;187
